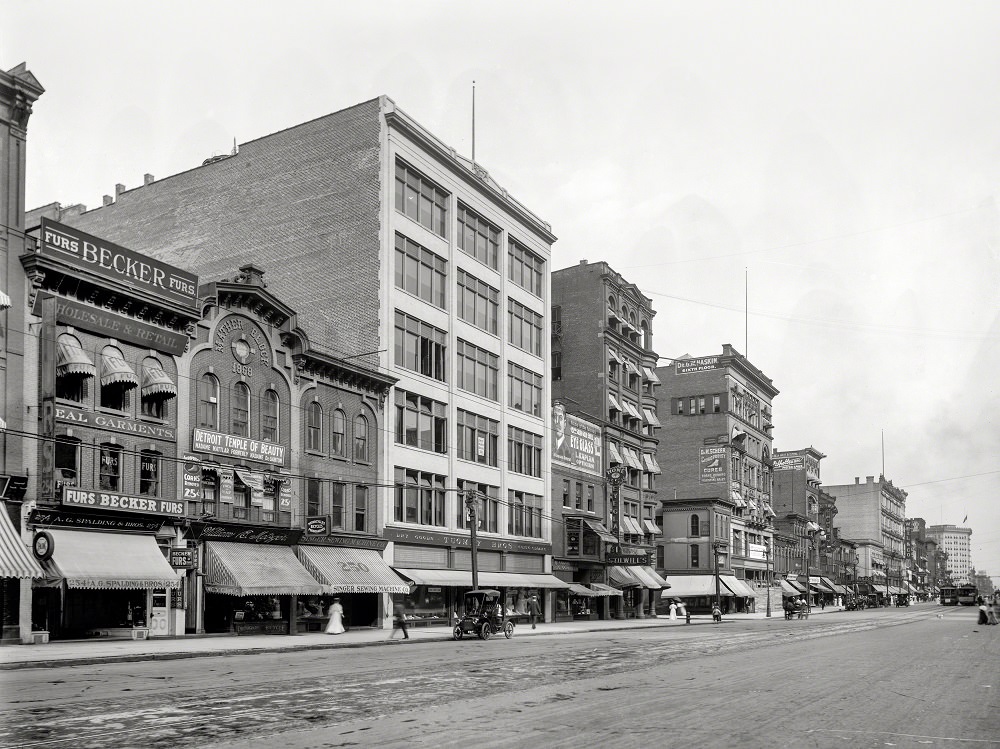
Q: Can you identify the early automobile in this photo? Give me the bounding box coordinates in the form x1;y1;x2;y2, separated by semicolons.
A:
453;589;515;641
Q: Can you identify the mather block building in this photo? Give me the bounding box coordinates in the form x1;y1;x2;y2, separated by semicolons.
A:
42;96;566;627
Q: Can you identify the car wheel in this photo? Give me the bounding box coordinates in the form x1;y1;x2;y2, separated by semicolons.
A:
504;621;514;639
479;622;492;640
453;625;464;640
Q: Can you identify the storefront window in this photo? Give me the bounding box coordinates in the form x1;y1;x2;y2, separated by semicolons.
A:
99;443;123;491
397;588;449;623
505;588;540;616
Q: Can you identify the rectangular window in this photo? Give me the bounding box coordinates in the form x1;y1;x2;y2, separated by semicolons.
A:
55;437;79;489
587;485;595;512
141;391;166;419
457;480;499;533
395;159;448;237
508;238;544;297
691;544;700;568
394;467;446;527
395;232;447;308
457;268;499;335
508;490;543;538
698;396;706;415
56;374;89;403
394;389;447;453
575;482;583;510
139;450;160;496
676;398;685;415
457;203;500;270
507;298;543;356
99;444;122;491
457;409;499;466
562;479;571;508
508;362;542;416
713;395;721;413
306;478;322;517
394;311;447;381
507;426;542;477
552;350;562;382
355;485;367;532
331;482;345;528
456;339;499;399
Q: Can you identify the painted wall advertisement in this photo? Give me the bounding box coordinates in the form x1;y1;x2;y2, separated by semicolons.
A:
699;446;727;484
676;356;721;374
551;404;603;476
773;456;804;471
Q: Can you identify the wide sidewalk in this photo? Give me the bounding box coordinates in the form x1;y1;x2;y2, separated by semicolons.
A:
0;606;848;670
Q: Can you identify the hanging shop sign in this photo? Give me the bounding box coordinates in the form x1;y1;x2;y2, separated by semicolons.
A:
305;515;330;536
169;547;198;569
39;219;199;307
55;404;176;440
28;508;164;533
62;487;185;517
182;454;202;501
192;427;285;465
32;531;55;561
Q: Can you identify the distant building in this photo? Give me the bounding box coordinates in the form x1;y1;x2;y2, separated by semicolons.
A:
926;524;973;586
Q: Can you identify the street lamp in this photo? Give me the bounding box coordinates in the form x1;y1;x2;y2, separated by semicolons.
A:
804;527;826;616
713;542;727;614
763;540;772;618
464;491;480;591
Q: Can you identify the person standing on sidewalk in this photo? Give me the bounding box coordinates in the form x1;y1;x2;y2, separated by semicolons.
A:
528;595;541;629
390;600;409;640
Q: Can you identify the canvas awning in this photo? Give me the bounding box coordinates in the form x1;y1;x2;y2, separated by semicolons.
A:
608;348;622;364
809;576;835;593
142;363;177;400
608;442;624;465
621;516;644;535
642;367;660;384
637;565;670;589
783;578;807;594
205;541;324;596
393;569;569;589
588;582;623;596
101;355;139;389
660;574;727;597
567;583;596;597
642;519;662;535
608;566;643;588
721;575;757;598
295;546;410;594
820;577;845;594
0;503;44;579
0;290;10;310
37;529;180;589
57;341;96;378
608;393;622;412
582;518;617;543
642;408;662;428
779;579;801;596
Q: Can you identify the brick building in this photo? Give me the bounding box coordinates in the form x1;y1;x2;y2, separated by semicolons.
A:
652;344;777;613
39;96;567;626
925;524;973;586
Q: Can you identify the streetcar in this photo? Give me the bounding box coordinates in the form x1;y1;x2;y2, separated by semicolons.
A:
957;584;979;606
939;586;958;605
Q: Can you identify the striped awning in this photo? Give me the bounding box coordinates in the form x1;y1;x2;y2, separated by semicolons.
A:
0;290;11;310
57;341;96;378
582;518;617;543
642;366;660;384
634;566;670;589
608;393;621;412
101;355;139;389
642;518;662;535
295;545;410;594
205;541;324;596
0;503;44;578
37;529;180;589
608;566;643;588
722;575;756;597
642;408;662;427
588;582;623;596
142;364;177;400
608;442;624;465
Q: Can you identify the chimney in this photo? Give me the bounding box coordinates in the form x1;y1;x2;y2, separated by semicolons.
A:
103;195;113;206
867;475;875;484
855;477;860;484
144;173;155;186
579;259;588;265
115;183;126;199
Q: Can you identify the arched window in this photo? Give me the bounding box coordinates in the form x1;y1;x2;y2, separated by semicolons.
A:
262;389;279;442
354;414;369;462
100;346;138;411
690;513;700;537
307;402;323;452
640;321;649;349
198;373;220;429
140;356;176;419
331;409;346;457
232;382;250;437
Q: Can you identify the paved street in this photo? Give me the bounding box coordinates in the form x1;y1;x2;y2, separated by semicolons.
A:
2;604;996;748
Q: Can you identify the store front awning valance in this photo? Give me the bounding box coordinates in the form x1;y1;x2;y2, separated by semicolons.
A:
721;576;756;598
101;355;139;389
57;341;96;378
0;503;44;578
393;569;570;589
37;529;180;589
295;546;410;594
0;290;10;310
582;518;617;543
205;541;324;597
588;582;623;596
567;583;596;597
142;364;177;400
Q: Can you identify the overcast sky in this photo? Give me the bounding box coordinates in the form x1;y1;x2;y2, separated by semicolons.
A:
6;1;999;579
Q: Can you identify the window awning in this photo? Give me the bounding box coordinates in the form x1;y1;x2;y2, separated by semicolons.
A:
582;518;618;543
623;447;643;471
627;566;666;590
806;521;822;533
608;348;622;364
57;341;96;378
783;578;807;594
638;565;670;589
721;575;756;597
622;516;644;535
567;583;596;597
101;355;139;389
295;546;410;594
642;519;661;535
642;454;661;474
608;566;643;588
622;401;643;420
819;577;842;594
642;408;662;428
779;579;801;596
0;503;44;578
393;569;570;589
37;529;180;589
660;574;724;597
0;290;10;310
205;541;324;596
642;367;660;384
608;443;624;465
608;393;621;412
142;364;177;400
588;582;624;596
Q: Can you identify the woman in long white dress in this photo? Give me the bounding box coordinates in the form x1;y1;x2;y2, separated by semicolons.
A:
325;598;346;635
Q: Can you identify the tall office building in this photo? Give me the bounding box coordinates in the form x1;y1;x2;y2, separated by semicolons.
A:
925;525;973;585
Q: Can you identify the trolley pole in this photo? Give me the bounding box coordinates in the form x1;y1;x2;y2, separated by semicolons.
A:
465;492;480;590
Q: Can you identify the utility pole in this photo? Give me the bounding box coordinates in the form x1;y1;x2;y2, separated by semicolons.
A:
465;492;480;590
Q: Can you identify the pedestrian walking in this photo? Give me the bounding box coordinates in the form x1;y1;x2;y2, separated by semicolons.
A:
987;601;999;626
711;603;722;622
978;602;989;625
390;600;409;640
668;601;677;620
324;598;345;635
528;594;542;629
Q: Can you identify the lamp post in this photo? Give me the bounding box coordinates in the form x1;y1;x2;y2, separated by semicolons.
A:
804;527;825;616
713;542;727;614
464;491;480;591
763;540;772;617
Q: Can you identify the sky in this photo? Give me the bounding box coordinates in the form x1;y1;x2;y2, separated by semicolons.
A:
5;1;999;579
